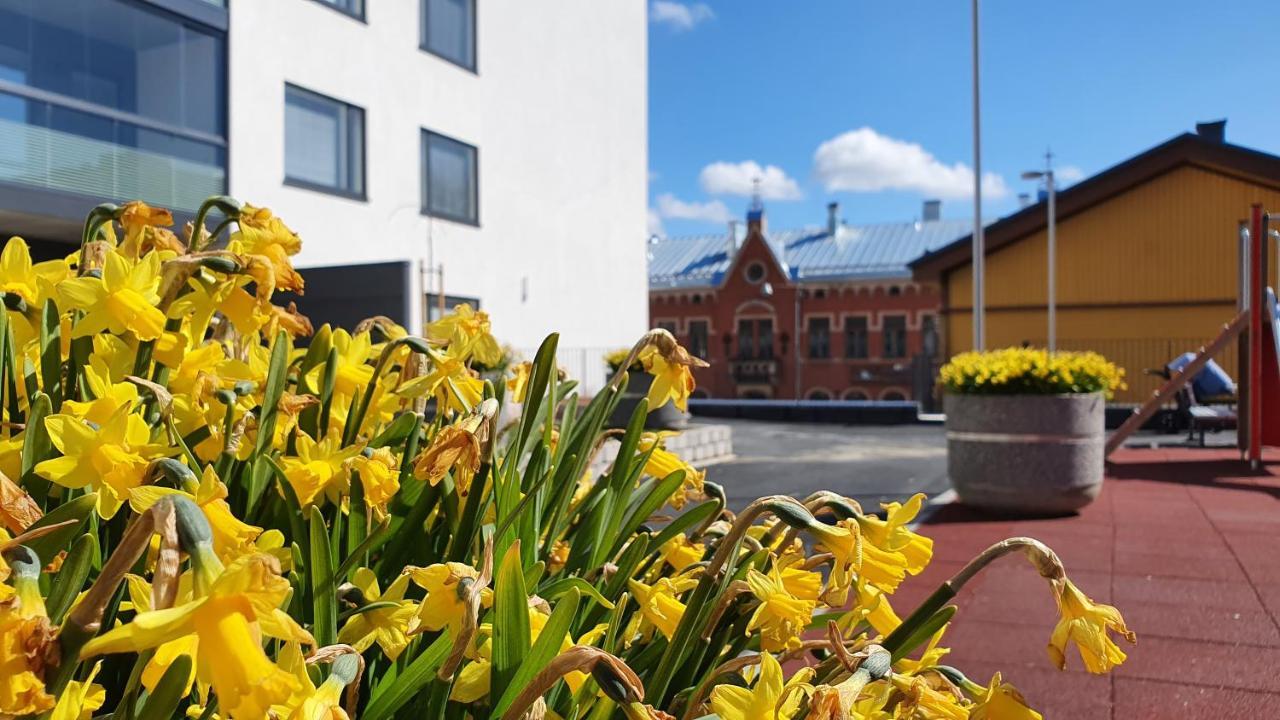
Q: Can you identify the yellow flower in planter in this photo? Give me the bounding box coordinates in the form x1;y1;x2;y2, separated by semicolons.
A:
844;581;902;637
427;303;501;366
637;432;704;510
59;250;166;340
745;563;817;652
61;360;140;425
506;361;532;403
397;348;484;416
279;431;362;508
83;554;312;720
855;493;934;575
337;568;416;661
37;409;174;519
403;562;491;638
970;673;1042;720
626;575;696;642
349;447;400;519
659;535;704;571
1047;578;1136;673
709;652;812;720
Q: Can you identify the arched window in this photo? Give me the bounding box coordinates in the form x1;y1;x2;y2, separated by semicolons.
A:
806;389;833;401
881;389;907;401
842;389;869;401
690;389;710;400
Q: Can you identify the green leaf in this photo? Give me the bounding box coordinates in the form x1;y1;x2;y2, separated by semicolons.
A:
538;577;615;610
38;299;61;409
512;334;559;459
363;630;451;720
20;392;54;501
612;470;685;560
370;411;419;448
493;588;581;716
889;605;957;663
253;331;290;456
136;654;194;720
650;500;719;550
492;540;531;694
46;532;97;624
24;492;96;566
309;506;337;647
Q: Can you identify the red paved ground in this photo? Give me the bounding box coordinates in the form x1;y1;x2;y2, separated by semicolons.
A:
899;446;1280;719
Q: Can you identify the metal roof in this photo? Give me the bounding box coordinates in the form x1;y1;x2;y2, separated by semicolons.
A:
648;218;972;289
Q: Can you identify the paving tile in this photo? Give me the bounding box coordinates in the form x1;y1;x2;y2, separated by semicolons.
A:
1114;548;1248;582
1115;636;1280;692
1113;573;1265;612
1255;583;1280;623
1114;679;1280;719
1122;601;1280;646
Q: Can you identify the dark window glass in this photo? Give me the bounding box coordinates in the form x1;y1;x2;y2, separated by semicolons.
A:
688;320;708;360
922;315;938;357
736;319;773;360
422;130;478;224
844;316;868;359
313;0;364;19
757;319;773;359
0;0;226;137
883;315;907;359
807;317;830;359
285;84;364;197
656;320;677;334
422;0;476;70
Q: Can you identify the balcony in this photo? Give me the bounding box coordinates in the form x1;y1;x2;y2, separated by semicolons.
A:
0;116;225;214
732;359;779;384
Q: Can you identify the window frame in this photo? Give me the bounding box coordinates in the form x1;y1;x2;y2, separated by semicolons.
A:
282;83;367;201
307;0;366;22
420;0;478;72
807;316;831;360
882;314;908;359
421;128;480;226
687;319;710;361
843;315;869;359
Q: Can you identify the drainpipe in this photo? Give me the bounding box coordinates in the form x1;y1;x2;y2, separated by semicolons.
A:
794;287;802;399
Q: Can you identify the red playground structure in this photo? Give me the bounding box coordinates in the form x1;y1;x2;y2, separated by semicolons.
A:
1106;204;1280;467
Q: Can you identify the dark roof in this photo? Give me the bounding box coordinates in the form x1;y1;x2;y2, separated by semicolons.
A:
910;132;1280;278
649;218;971;289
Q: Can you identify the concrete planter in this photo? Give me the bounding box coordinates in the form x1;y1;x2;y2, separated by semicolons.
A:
945;392;1104;514
607;370;689;430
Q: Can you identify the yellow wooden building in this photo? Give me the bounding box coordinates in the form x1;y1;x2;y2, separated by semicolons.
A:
911;124;1280;403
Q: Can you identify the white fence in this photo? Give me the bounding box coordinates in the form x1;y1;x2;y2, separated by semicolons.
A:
516;346;613;397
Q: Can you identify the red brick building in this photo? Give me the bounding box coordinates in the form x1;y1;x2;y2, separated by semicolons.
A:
648;201;969;402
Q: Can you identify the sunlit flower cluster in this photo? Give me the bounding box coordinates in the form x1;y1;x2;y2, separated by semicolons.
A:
940;347;1126;398
0;197;1134;720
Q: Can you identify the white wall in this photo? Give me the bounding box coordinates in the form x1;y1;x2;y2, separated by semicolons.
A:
228;0;648;353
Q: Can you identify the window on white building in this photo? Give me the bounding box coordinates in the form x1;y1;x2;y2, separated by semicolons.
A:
284;84;365;198
421;0;476;71
311;0;364;20
422;130;478;225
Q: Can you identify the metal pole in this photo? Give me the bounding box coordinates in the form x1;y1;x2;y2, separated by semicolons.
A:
1047;169;1056;351
793;288;802;399
1250;204;1263;468
971;0;984;350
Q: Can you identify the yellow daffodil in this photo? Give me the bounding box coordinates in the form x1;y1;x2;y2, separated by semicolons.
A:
397;348;484;416
83;554;313;720
50;661;106;720
349;447;400;518
0;236;41;305
229;204;304;295
892;675;969;720
843;581;903;637
637;432;705;510
895;622;951;675
403;562;491;638
745;564;817;652
659;535;704;571
709;652;813;720
36;408;173;518
338;568;416;661
970;673;1042;720
0;549;55;716
121;574;199;695
131;466;263;561
1047;578;1136;673
809;518;861;605
280;432;362;507
118;200;180;259
413;412;487;496
856;493;934;575
427;304;501;366
627;575;696;642
59;250;166;340
638;350;696;413
61;359;140;424
506;361;532;403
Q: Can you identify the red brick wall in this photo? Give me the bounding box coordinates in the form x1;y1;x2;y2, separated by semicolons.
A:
649;231;942;400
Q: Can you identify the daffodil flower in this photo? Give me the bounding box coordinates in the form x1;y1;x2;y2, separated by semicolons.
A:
59;250;166;340
0;548;55;716
427;303;501;366
659;535;705;572
1048;578;1136;673
892;674;970;720
709;652;813;720
279;432;362;507
337;568;417;661
49;661;106;720
745;564;817;652
36;408;174;519
894;621;951;675
60;359;140;425
131;466;263;562
413;414;486;496
969;672;1043;720
856;493;934;575
506;361;532;403
229;204;305;295
403;562;491;639
637;432;705;509
82;553;314;720
626;575;697;642
397;348;484;416
349;447;400;519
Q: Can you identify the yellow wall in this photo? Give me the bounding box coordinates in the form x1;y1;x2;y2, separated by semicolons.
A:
944;165;1280;402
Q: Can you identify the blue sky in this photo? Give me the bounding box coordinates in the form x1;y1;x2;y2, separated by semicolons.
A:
647;0;1280;237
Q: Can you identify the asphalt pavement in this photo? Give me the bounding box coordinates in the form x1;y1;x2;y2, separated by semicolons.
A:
700;418;949;512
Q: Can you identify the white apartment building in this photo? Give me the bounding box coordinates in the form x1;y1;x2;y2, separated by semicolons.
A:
0;0;648;365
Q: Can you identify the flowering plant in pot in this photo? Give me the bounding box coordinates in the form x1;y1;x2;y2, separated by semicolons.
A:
0;198;1134;720
940;348;1126;514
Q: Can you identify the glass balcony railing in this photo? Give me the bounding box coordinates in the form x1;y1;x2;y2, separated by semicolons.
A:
0;116;225;213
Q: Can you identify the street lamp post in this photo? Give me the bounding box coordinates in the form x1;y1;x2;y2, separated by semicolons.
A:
1022;158;1056;351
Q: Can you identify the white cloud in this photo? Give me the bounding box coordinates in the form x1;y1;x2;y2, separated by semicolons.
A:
813;127;1009;199
647;208;665;236
650;1;714;31
1056;165;1085;185
699;161;803;201
655;193;731;224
